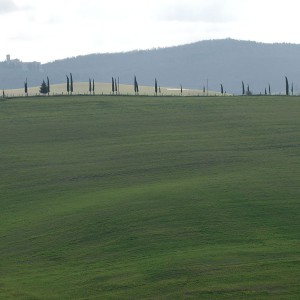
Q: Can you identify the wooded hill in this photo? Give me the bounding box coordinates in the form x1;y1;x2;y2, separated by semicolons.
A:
1;39;300;94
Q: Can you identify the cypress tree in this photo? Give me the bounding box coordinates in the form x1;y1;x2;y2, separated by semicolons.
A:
24;78;28;96
180;84;182;95
70;73;73;94
134;76;136;94
155;78;158;96
242;81;245;95
89;78;91;94
47;76;50;95
112;77;115;94
285;76;289;96
291;82;294;96
220;84;224;95
115;78;118;94
269;83;271;95
66;75;70;94
134;76;138;94
92;79;95;95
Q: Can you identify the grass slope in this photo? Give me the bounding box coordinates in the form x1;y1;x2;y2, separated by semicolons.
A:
0;95;299;299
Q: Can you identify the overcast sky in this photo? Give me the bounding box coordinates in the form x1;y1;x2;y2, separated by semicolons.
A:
1;0;300;63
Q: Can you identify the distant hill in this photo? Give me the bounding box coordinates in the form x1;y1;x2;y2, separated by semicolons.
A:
1;39;300;94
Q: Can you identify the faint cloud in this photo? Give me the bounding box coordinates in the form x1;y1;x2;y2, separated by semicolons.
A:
46;16;63;24
155;0;240;23
0;0;18;13
9;32;38;42
0;0;32;14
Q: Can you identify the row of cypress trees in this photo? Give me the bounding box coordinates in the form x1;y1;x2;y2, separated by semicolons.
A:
31;75;296;97
40;73;75;95
219;76;293;96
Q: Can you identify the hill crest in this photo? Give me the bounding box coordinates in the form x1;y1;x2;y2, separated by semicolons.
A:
1;39;300;94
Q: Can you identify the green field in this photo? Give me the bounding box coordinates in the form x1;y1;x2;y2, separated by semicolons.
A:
0;95;299;299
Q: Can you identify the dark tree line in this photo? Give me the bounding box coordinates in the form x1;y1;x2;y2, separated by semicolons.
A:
242;81;272;96
31;75;297;97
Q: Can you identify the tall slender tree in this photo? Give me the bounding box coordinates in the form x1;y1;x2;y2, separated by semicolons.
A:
285;76;289;96
242;81;245;95
66;75;70;94
220;84;224;95
115;78;118;94
112;77;115;94
155;78;158;96
47;76;50;96
24;78;28;96
134;76;138;94
89;78;92;94
92;79;95;95
291;82;294;96
70;73;73;94
134;76;136;94
268;83;271;95
180;84;183;95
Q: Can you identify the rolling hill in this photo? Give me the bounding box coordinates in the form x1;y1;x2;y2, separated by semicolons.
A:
1;39;300;94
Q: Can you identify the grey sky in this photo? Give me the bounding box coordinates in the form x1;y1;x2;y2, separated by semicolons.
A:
1;0;300;63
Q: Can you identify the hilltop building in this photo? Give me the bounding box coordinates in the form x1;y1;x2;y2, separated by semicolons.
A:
2;55;42;72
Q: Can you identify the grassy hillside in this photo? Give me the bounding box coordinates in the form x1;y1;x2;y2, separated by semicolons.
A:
0;95;299;299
